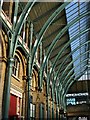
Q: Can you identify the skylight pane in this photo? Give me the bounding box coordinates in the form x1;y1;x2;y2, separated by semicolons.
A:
65;1;90;80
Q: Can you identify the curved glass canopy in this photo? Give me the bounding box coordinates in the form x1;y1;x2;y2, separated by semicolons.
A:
65;2;90;80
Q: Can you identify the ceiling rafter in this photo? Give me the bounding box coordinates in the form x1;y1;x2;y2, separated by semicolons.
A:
44;32;68;50
33;3;61;23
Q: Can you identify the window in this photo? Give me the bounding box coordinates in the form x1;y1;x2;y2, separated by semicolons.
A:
12;56;20;78
30;96;36;120
30;73;36;91
66;92;89;106
65;2;89;80
67;98;76;105
30;103;35;119
79;65;90;81
78;117;88;120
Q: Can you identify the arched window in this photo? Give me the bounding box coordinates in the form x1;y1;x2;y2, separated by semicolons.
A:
30;71;37;91
12;56;20;78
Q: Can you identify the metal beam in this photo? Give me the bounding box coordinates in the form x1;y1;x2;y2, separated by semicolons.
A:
13;0;19;29
27;23;33;119
33;3;61;23
40;11;90;91
55;89;59;119
60;59;88;100
58;51;89;105
62;72;85;109
47;27;90;93
30;2;70;90
61;52;89;87
59;50;89;86
54;40;90;87
66;3;88;20
63;66;87;91
51;84;55;119
53;41;90;108
68;21;90;37
61;65;87;108
61;65;88;108
50;48;69;61
40;42;43;64
2;0;19;118
48;41;90;104
13;0;37;55
2;1;36;118
46;82;49;119
52;51;70;67
55;61;71;74
44;32;68;50
51;12;66;25
43;26;63;42
48;31;90;108
35;12;66;35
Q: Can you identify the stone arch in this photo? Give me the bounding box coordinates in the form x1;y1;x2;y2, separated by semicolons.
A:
0;29;8;119
31;68;38;91
15;49;27;78
0;30;7;59
10;49;27;117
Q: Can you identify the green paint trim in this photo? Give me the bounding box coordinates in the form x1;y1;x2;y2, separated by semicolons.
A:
30;2;71;90
40;11;90;91
59;48;89;86
27;22;33;119
54;40;90;87
62;66;87;108
13;0;36;56
59;56;89;107
13;0;19;29
48;27;90;94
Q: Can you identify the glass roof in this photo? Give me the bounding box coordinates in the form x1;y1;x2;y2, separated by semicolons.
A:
65;2;90;80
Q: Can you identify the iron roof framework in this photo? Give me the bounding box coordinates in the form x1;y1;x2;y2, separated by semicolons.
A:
0;0;90;118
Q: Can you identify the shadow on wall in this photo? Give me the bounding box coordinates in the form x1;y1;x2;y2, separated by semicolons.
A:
0;35;2;82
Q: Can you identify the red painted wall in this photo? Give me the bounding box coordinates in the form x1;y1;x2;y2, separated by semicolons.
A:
9;94;17;116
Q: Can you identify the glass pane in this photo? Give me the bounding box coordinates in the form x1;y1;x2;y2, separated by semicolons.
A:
65;1;90;80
